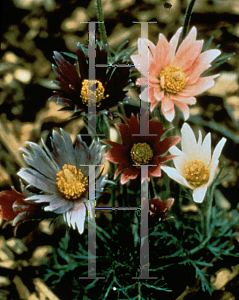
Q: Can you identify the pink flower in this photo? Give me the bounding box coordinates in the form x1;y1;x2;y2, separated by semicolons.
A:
131;27;221;121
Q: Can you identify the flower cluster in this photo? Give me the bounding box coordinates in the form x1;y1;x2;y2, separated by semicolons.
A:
0;24;227;238
102;114;180;184
131;27;221;121
50;39;131;117
16;129;105;234
161;123;226;203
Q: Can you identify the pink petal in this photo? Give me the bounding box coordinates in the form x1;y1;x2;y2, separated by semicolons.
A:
174;101;190;120
150;99;159;112
163;107;175;122
149;59;163;80
161;96;174;111
178;75;218;97
176;27;197;56
186;49;221;85
169;27;183;60
155;34;171;69
161;97;175;121
136;77;149;86
173;40;203;72
169;95;196;105
140;87;150;102
149;86;159;106
153;88;164;101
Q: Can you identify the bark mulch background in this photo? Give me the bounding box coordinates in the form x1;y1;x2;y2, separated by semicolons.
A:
0;0;239;299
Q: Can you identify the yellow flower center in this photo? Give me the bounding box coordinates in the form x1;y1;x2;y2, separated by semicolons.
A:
80;79;109;107
159;65;186;94
130;143;153;165
184;160;210;187
56;164;88;200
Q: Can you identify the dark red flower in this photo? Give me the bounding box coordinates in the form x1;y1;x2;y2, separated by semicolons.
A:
50;39;131;117
0;188;36;228
148;198;174;221
102;114;180;184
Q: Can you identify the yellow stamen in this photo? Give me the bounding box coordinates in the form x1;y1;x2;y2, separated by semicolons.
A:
159;65;186;94
56;164;88;200
80;79;109;107
184;160;210;187
130;143;153;165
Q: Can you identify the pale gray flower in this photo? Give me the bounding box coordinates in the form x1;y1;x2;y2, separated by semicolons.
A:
18;129;105;234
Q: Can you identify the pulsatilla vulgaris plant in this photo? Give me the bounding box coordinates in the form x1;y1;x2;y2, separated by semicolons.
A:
0;0;238;299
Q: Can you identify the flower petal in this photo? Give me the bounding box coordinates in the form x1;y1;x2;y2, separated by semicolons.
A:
192;184;208;203
140;87;150;102
120;167;140;184
169;27;183;60
200;132;211;166
179;75;218;97
105;145;129;165
174;101;190;120
181;123;198;156
208;137;226;184
161;166;191;188
18;168;56;194
186;49;221;85
169;146;188;175
162;105;175;122
64;202;86;234
155;33;171;69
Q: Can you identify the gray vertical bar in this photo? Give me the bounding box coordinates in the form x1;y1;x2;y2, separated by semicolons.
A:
79;164;104;279
81;22;104;137
132;22;157;138
88;23;97;136
132;165;157;279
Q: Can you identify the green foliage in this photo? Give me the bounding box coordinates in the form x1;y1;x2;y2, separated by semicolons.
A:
41;200;239;299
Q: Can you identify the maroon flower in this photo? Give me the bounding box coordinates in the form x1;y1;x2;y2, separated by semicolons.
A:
50;39;131;117
102;114;180;184
0;187;37;230
148;198;174;221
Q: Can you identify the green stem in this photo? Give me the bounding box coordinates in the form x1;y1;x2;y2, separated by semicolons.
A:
178;0;198;48
96;0;108;46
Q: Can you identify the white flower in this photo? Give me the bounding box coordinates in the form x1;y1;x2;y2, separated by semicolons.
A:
161;123;226;203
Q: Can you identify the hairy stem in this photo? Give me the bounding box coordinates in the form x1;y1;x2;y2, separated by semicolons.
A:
96;0;108;46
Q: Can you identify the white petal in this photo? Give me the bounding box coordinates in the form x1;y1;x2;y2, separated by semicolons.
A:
211;137;227;164
208;137;226;185
181;123;198;159
200;132;211;166
161;166;191;188
64;202;86;234
192;184;208;203
169;146;188;174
